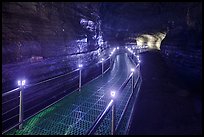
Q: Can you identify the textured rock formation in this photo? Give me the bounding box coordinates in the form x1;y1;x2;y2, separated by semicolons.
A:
2;2;111;91
2;2;202;94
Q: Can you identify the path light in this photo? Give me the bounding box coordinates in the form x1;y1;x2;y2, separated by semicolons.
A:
131;68;135;72
78;64;83;68
22;80;26;86
101;58;104;62
117;47;119;50
18;80;21;86
110;90;116;98
18;80;26;86
17;79;26;129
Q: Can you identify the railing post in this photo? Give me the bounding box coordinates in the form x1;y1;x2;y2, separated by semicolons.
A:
101;59;104;77
79;69;82;91
110;57;111;67
19;87;23;129
18;79;26;130
111;102;115;135
78;64;83;92
130;68;135;93
132;74;134;93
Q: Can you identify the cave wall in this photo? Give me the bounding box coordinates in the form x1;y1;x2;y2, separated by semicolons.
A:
160;4;202;88
2;2;111;91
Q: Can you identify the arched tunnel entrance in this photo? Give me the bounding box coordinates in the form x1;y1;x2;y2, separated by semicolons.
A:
2;2;202;135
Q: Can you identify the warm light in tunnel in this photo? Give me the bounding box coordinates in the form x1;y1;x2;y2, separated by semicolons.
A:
136;32;166;50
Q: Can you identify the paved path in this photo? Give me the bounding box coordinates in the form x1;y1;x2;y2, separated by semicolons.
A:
5;53;138;135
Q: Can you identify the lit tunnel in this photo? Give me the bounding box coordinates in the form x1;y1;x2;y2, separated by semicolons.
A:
2;2;202;135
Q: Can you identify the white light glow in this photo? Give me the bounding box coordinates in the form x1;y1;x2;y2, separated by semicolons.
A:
131;68;135;72
18;80;21;86
110;91;116;98
18;80;26;86
117;47;119;50
78;64;83;68
22;80;26;86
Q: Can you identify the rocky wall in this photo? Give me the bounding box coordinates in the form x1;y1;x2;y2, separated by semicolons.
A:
2;2;110;91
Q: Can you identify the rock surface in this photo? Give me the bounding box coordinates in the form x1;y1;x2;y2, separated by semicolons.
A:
2;2;110;91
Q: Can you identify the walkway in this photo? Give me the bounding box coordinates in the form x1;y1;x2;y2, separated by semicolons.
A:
5;53;138;135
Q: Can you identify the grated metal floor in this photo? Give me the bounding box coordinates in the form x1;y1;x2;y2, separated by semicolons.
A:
5;53;138;135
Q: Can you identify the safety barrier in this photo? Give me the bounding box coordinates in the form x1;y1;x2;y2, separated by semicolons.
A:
86;60;141;135
2;48;118;134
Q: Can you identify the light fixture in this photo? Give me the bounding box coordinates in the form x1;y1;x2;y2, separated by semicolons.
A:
117;47;119;50
110;91;116;98
131;68;135;72
101;58;104;62
78;64;83;68
22;80;26;86
18;80;21;86
18;80;26;86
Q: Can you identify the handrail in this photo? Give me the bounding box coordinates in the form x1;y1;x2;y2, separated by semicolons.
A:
115;74;141;132
87;100;114;135
2;87;20;97
118;73;133;94
86;71;134;135
86;50;141;135
2;56;112;97
2;54;115;134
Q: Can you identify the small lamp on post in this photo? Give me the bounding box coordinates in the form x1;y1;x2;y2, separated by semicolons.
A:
18;79;26;129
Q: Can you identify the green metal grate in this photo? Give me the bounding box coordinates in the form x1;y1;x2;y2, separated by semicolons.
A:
4;54;139;135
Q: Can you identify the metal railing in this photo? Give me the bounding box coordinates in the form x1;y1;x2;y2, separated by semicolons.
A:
86;60;141;135
2;50;117;134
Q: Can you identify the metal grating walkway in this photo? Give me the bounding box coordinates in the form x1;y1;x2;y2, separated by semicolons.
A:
5;53;138;135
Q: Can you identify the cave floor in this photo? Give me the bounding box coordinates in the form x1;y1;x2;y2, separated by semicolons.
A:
129;50;202;135
4;53;138;135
